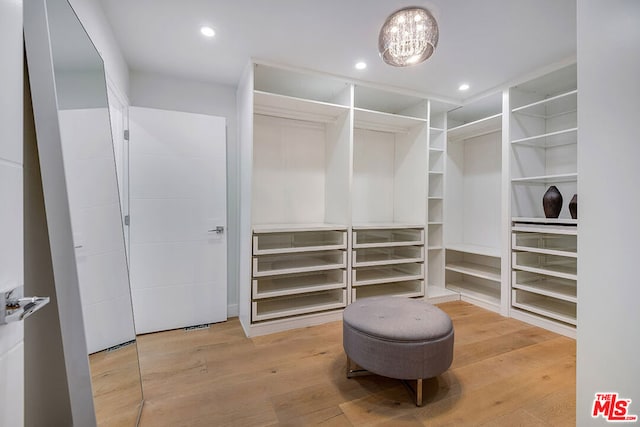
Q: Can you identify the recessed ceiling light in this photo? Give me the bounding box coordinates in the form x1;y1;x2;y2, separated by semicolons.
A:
355;61;367;70
200;26;215;37
458;83;470;91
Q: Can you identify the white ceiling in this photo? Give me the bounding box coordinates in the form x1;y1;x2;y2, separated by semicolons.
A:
98;0;576;103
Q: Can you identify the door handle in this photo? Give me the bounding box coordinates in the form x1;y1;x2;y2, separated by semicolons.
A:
208;226;224;234
1;286;50;324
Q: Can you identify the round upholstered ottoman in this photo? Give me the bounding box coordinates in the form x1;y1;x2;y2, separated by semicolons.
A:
342;296;454;406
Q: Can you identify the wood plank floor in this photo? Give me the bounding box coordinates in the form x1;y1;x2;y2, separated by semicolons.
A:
132;301;575;426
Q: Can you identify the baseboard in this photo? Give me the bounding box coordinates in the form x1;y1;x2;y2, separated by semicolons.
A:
227;303;239;318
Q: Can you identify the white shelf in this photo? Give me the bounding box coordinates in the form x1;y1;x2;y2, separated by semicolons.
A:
511;173;578;184
252;270;346;299
446;281;501;308
253;251;346;277
353;108;427;133
446;243;501;258
511;127;577;147
512;290;576;326
352;280;425;301
352;264;424;287
352;223;424;230
512;217;577;225
512;264;577;281
428;196;443;200
352;247;424;268
429;147;445;152
447;113;502;143
253;230;346;255
429;127;445;133
428;246;444;250
512;253;577;281
352;228;424;248
513;245;576;258
512;275;576;303
512;89;578;115
252;223;347;233
254;90;348;123
252;289;346;322
512;223;577;235
445;261;500;282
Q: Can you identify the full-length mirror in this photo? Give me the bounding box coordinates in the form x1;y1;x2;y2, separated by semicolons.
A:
28;0;143;424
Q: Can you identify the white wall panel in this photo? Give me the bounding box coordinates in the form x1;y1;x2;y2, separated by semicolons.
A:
352;129;395;223
252;116;327;224
0;343;24;427
0;0;23;421
577;0;640;424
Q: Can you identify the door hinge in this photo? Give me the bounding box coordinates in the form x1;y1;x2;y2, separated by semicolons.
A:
124;129;129;141
124;215;130;226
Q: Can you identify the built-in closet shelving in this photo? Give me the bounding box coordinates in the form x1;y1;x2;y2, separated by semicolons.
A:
238;64;434;335
247;66;351;327
509;64;578;337
238;60;578;338
351;86;429;301
441;93;508;314
251;226;348;321
351;225;425;301
426;102;459;303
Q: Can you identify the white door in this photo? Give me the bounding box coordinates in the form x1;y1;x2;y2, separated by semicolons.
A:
129;107;227;334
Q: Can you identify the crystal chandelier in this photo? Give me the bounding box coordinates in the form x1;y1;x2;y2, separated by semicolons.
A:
378;7;439;67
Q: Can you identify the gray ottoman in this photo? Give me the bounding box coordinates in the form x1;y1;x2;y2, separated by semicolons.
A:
342;296;454;406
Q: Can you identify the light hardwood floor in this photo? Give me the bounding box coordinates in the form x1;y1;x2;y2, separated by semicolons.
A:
131;301;575;426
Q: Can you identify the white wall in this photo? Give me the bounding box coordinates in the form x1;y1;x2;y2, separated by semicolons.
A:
130;70;240;315
577;0;640;425
0;0;23;425
68;0;129;97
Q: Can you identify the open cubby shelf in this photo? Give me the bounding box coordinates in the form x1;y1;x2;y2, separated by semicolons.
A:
352;280;424;301
445;262;501;282
254;90;349;123
252;270;347;299
512;290;576;326
447;113;502;143
511;275;576;303
446;280;501;306
352;263;424;287
253;251;347;277
252;289;347;322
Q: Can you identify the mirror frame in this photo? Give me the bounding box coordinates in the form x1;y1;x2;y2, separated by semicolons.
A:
24;0;142;425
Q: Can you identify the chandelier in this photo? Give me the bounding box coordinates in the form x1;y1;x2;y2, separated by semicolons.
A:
378;7;439;67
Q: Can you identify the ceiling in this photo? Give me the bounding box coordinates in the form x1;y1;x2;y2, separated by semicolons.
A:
98;0;576;103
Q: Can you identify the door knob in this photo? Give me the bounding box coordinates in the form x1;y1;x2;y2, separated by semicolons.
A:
208;226;225;234
1;286;50;324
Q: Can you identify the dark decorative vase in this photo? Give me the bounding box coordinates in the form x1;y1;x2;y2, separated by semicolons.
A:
569;194;577;219
543;186;563;218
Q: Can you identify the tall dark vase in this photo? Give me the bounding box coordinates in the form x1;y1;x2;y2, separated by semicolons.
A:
543;186;563;218
569;194;577;219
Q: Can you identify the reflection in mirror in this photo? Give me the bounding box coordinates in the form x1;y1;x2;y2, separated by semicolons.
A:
45;0;143;424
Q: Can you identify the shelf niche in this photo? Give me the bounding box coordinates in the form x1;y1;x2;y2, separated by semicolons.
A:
352;85;428;226
510;63;578;220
